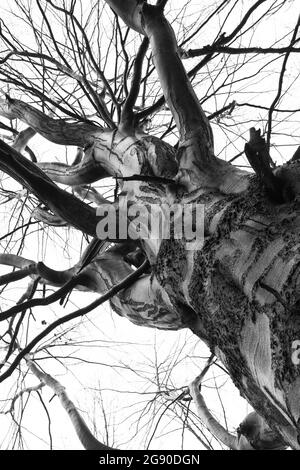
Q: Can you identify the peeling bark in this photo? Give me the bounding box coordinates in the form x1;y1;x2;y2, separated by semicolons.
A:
189;365;287;450
0;139;101;237
101;1;300;449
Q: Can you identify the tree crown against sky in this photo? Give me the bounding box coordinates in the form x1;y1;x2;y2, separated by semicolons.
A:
0;0;299;450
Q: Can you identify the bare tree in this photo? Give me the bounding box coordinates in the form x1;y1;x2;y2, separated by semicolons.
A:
0;0;300;450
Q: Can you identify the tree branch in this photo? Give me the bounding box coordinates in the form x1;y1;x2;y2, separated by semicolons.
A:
0;139;103;236
0;260;149;383
121;37;149;130
0;97;102;147
26;357;112;450
181;45;300;58
32;207;68;227
266;16;300;150
244;128;294;203
104;0;145;34
12;127;36;154
189;356;239;450
137;0;268;122
37;158;110;186
106;1;216;190
0;264;37;287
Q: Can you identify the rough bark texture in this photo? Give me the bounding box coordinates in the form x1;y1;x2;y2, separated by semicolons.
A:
26;358;112;450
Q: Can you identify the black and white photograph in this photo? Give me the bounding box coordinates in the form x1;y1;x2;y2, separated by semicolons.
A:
0;0;299;458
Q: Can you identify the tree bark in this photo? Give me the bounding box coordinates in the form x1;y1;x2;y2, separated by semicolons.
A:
100;1;300;449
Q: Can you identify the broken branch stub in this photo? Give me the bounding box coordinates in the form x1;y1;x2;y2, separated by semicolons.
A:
244;128;294;203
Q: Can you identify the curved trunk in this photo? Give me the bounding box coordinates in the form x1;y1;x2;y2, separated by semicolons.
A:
148;174;300;448
100;1;300;448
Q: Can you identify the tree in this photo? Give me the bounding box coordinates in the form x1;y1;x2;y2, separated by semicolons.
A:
0;0;299;450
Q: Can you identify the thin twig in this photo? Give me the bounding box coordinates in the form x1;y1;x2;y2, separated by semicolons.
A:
266;16;300;151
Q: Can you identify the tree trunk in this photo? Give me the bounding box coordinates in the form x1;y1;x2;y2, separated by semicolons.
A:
87;1;300;449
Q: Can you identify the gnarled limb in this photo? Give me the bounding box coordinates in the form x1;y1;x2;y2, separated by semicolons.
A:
0;243;186;332
142;6;213;145
0;241;115;292
0;265;37;287
137;0;268;123
0;253;37;286
0;95;178;188
37;157;110;186
0;97;102;147
0;253;73;287
0;137;177;256
34;128;177;187
0;139;103;237
0;121;37;161
105;1;213;141
89;129;178;184
105;1;247;193
190;377;286;450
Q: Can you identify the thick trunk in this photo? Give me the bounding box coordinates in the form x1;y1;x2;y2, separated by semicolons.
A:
99;1;300;448
26;358;112;450
152;176;300;448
